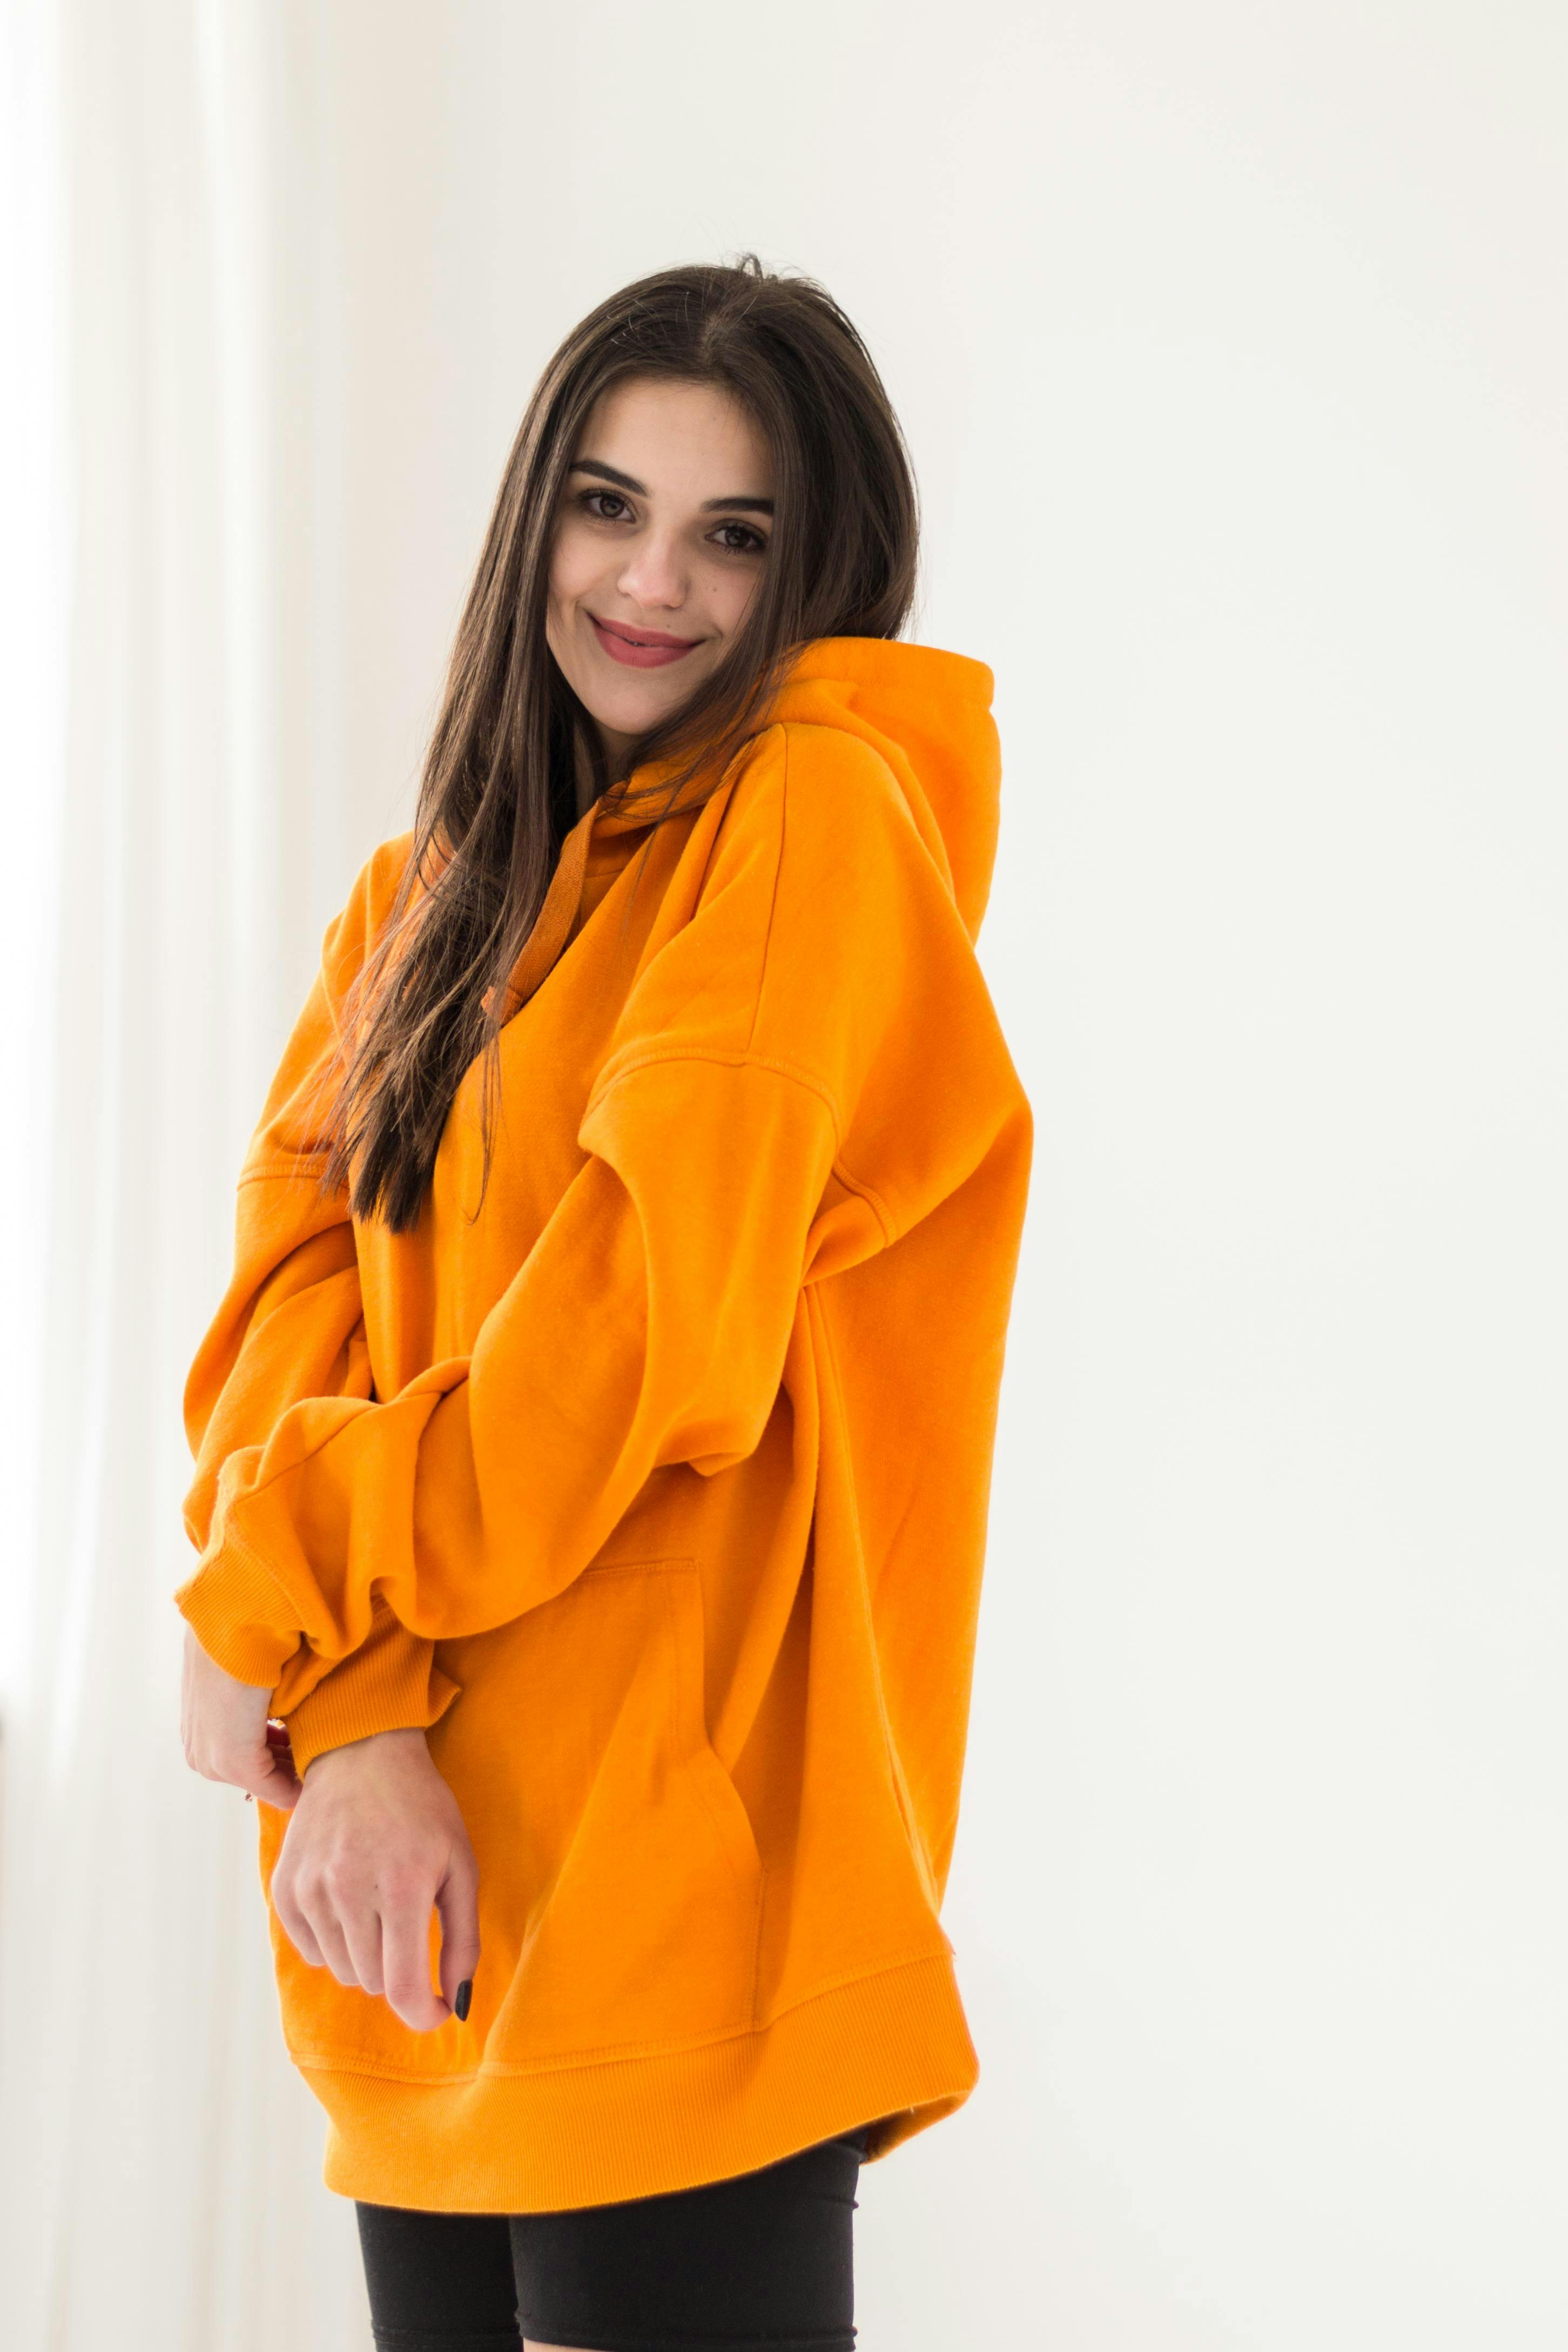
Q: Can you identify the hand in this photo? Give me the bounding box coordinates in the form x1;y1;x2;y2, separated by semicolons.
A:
270;1728;481;2033
181;1624;301;1807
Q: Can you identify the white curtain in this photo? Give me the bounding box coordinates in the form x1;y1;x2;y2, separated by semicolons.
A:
0;4;368;2342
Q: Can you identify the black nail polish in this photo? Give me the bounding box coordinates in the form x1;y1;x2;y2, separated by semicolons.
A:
454;1979;472;2022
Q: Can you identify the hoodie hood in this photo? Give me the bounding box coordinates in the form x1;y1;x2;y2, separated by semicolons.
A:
598;637;1001;946
752;639;1000;945
493;639;1000;1027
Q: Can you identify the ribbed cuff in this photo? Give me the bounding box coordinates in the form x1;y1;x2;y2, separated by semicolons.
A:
285;1617;461;1777
173;1529;301;1688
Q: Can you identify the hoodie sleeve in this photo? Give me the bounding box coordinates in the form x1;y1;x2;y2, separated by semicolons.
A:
173;722;1028;1686
180;842;461;1766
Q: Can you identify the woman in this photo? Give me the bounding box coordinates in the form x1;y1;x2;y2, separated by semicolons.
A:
177;257;1032;2352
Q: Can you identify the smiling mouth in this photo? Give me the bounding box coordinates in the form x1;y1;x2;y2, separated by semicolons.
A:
589;613;704;669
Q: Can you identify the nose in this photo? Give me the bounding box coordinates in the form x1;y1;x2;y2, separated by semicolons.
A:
615;526;687;614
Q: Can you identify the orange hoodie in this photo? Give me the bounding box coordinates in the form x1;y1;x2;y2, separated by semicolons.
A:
176;636;1033;2213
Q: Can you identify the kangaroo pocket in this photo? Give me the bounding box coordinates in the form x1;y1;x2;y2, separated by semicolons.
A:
261;1556;766;2080
465;1556;764;2067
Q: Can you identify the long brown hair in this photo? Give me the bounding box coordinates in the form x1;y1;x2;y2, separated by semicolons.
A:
321;256;919;1232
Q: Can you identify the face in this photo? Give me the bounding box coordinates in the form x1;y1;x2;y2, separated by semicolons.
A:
545;376;775;773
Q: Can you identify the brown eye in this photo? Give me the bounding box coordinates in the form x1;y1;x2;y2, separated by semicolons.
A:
581;490;630;521
711;521;767;556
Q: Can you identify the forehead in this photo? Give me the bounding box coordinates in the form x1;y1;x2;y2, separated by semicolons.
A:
573;378;773;493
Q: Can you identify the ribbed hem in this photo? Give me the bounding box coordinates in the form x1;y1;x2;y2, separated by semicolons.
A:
286;1636;461;1777
173;1529;300;1687
300;1948;978;2213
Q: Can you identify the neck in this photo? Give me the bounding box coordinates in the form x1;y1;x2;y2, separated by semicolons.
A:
574;721;637;820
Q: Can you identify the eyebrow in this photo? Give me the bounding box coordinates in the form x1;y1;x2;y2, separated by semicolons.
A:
569;458;773;516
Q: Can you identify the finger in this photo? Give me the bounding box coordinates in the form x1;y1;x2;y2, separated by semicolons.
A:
203;1745;301;1808
335;1893;385;1999
380;1879;448;2034
272;1870;327;1970
434;1846;482;2019
300;1889;362;1989
255;1745;302;1811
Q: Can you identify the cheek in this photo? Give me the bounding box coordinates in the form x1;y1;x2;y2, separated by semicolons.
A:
703;562;765;636
548;523;603;614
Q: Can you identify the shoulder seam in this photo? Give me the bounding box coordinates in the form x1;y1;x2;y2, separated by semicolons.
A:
588;1045;842;1141
825;1154;897;1246
238;1151;339;1189
584;1047;897;1244
739;724;787;1058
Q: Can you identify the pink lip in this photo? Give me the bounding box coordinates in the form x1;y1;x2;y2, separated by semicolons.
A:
590;613;704;669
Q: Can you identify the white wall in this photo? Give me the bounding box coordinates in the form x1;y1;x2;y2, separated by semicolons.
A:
4;5;1563;2346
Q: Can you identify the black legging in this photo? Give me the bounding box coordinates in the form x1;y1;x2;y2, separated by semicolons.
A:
355;2126;870;2351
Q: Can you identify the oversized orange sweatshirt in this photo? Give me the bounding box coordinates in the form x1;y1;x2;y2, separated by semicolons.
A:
176;635;1033;2214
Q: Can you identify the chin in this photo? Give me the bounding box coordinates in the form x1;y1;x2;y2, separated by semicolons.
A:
589;667;707;736
599;681;671;725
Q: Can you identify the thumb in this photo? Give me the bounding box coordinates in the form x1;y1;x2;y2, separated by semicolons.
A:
434;1845;481;2019
256;1742;302;1810
255;1721;301;1810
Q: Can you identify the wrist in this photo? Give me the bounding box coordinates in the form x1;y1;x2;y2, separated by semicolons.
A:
300;1724;429;1784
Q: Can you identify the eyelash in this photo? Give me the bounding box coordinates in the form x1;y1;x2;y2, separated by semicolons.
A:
575;489;768;556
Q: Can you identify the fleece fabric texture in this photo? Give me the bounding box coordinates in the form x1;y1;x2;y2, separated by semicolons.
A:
176;635;1033;2214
